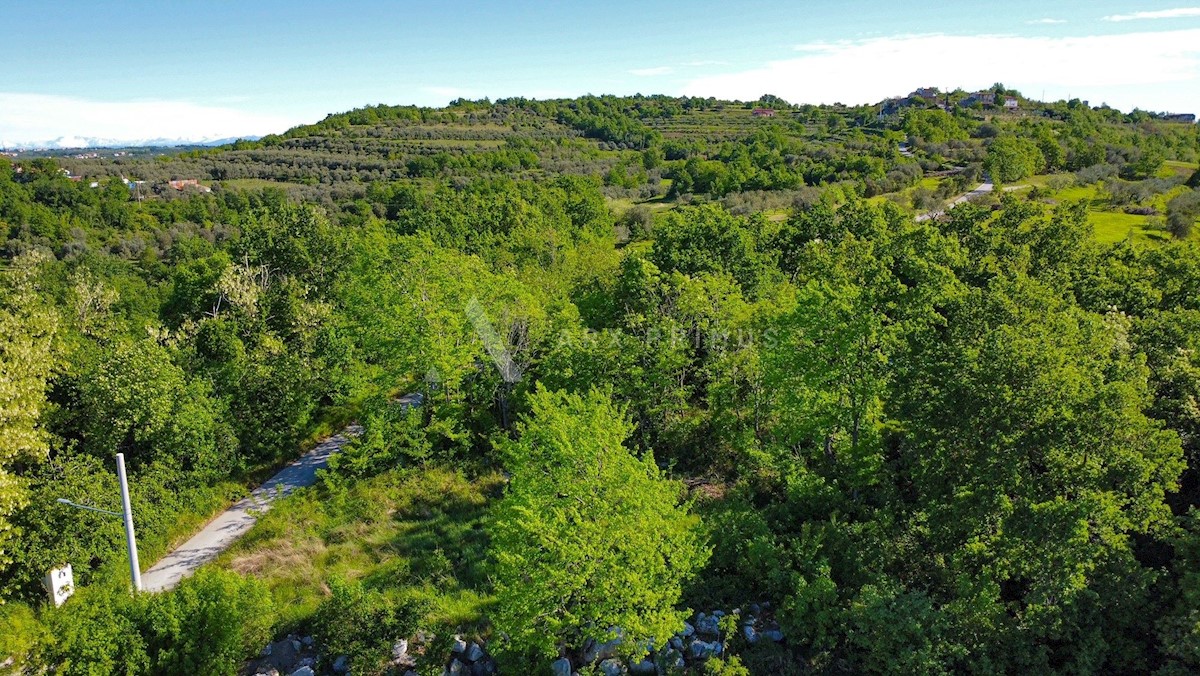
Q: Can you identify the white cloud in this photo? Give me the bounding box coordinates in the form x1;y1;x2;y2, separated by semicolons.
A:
0;93;295;147
1026;18;1067;24
682;30;1200;112
1103;7;1200;21
630;66;675;77
680;60;728;67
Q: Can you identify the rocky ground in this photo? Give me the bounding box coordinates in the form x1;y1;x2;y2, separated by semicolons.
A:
245;602;785;675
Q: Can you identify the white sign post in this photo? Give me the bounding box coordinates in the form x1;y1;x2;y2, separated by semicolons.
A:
43;564;74;607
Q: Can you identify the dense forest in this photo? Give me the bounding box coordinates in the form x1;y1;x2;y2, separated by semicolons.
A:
2;90;1200;675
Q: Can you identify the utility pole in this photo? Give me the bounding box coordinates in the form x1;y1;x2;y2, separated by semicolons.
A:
116;453;142;592
56;453;143;592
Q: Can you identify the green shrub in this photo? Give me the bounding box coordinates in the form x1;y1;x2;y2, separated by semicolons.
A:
702;655;751;675
312;577;424;675
326;395;429;479
35;569;273;676
0;602;47;671
39;580;151;676
142;568;275;675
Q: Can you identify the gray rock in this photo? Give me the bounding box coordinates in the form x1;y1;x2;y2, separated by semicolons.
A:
630;659;655;674
449;658;465;675
404;672;419;676
301;635;314;647
762;629;784;642
583;630;623;663
712;610;725;618
289;668;314;676
551;657;572;676
298;657;314;668
599;658;625;676
695;615;721;637
331;655;349;673
264;638;301;670
680;622;695;638
261;644;273;657
689;640;723;660
471;660;497;676
743;625;759;644
749;603;761;615
465;642;484;662
669;636;684;651
452;636;468;654
392;639;410;660
255;670;280;676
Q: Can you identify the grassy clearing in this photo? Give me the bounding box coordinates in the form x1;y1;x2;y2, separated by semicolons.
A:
917;176;941;191
866;176;944;212
1026;178;1191;245
1160;160;1198;178
606;196;676;214
1088;210;1168;245
217;466;504;633
219;178;311;191
1038;181;1165;244
1052;183;1103;204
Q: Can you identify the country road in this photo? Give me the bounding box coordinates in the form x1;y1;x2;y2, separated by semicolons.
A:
141;393;422;592
915;182;1028;222
140;426;360;592
915;182;993;222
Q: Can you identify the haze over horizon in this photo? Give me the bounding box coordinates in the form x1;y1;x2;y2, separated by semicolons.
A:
2;0;1199;148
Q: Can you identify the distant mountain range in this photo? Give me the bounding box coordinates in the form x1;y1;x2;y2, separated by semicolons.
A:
0;135;259;151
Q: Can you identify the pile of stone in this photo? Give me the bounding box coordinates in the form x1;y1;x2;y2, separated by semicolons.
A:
551;602;785;675
246;603;783;675
245;633;320;676
391;633;497;676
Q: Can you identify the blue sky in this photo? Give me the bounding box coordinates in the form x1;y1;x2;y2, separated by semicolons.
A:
1;1;1199;146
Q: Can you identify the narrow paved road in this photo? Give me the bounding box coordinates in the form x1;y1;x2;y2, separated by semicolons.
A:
141;393;422;592
915;182;1029;222
916;182;992;222
141;426;360;592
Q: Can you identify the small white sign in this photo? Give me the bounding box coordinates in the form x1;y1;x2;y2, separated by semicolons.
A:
44;564;74;607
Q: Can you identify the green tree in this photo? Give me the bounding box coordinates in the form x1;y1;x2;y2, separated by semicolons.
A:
986;136;1044;184
489;387;709;663
76;339;237;480
1034;125;1066;173
1167;189;1200;239
650;204;771;296
894;275;1184;671
0;252;59;571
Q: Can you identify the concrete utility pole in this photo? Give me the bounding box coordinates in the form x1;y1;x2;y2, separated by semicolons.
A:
56;453;143;592
116;453;142;591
